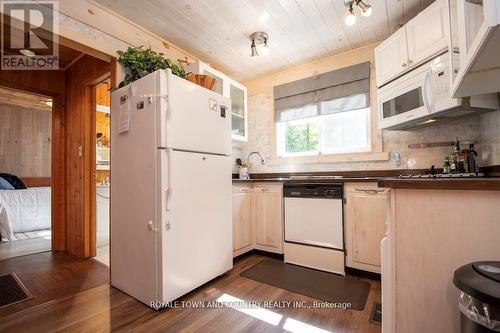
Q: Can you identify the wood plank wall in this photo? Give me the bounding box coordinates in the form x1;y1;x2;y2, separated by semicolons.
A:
0;69;66;251
0;104;52;177
64;55;110;258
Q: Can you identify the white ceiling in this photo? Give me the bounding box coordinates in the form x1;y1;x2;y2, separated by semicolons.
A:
93;0;435;81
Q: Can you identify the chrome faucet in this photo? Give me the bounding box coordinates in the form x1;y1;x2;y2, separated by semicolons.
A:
246;151;265;165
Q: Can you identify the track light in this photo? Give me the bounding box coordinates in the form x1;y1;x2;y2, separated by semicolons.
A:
345;5;356;26
357;0;373;17
251;39;258;57
260;38;270;56
249;31;269;57
344;0;373;25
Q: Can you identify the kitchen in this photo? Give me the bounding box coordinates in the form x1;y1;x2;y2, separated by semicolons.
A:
0;1;499;333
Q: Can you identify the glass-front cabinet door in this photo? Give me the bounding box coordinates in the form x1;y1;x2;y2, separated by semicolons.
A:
230;82;247;141
203;68;224;96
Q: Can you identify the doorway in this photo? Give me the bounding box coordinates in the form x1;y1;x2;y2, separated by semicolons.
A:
0;87;53;260
93;79;111;266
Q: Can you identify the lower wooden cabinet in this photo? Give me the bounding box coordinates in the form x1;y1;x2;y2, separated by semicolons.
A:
253;184;283;253
232;185;254;256
231;182;283;257
344;182;390;273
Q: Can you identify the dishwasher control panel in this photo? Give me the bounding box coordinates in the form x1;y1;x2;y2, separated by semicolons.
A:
284;185;343;199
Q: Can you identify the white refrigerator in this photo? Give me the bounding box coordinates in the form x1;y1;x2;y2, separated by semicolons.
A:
110;69;233;307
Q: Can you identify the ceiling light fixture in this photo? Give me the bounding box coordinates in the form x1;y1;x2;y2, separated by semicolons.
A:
251;39;258;57
19;49;36;57
345;5;356;26
249;31;269;57
357;0;373;17
344;0;373;25
41;99;53;107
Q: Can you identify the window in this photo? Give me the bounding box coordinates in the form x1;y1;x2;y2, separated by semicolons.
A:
276;104;370;157
273;62;371;158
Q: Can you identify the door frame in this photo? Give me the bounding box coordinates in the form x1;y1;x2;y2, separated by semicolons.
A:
89;73;112;258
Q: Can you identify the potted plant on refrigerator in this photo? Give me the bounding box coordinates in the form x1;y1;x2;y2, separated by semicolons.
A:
115;46;187;89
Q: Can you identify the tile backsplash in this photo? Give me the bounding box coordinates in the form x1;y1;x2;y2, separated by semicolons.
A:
232;92;499;174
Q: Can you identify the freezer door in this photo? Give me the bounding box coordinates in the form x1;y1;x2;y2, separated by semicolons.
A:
110;72;160;306
162;71;231;155
159;149;232;302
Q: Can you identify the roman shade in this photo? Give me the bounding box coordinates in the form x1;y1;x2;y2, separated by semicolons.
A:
274;62;370;122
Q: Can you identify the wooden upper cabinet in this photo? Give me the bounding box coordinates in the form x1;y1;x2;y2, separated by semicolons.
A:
344;183;389;273
232;185;254;255
406;0;449;67
375;0;448;87
254;184;283;253
375;28;409;87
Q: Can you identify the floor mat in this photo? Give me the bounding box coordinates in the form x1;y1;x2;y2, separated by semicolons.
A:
370;302;382;325
0;273;32;308
241;260;371;311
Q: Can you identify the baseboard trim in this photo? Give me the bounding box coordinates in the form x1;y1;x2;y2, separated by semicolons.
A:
346;266;381;281
233;249;284;263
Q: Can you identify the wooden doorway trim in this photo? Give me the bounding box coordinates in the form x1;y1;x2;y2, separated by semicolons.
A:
88;72;112;258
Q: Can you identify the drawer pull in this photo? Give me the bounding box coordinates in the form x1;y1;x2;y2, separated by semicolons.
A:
355;188;385;194
240;189;249;193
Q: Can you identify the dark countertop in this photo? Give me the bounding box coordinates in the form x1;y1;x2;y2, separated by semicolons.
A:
377;178;500;190
232;177;382;184
232;174;500;190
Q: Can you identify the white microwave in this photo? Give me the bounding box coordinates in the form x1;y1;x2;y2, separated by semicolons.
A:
377;54;498;130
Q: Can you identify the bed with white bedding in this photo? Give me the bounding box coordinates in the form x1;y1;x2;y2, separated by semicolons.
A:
0;187;51;241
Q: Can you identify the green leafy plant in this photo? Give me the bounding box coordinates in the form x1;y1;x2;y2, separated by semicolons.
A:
115;46;187;89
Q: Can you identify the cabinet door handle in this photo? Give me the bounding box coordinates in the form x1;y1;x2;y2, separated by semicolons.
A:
260;188;268;192
402;63;407;67
240;188;248;193
354;188;385;194
408;59;413;65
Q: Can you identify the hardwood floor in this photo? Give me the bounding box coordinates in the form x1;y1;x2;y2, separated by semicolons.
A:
0;253;381;333
0;251;109;318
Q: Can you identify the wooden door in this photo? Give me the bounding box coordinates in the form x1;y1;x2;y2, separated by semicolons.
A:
375;28;409;86
406;0;449;67
232;186;253;256
254;184;283;253
345;184;389;273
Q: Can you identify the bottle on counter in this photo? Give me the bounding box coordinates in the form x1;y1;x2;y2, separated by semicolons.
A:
468;144;478;174
450;154;457;173
454;139;465;173
463;147;470;173
443;156;451;174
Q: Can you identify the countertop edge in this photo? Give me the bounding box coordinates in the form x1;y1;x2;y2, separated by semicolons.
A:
232;177;500;190
377;178;500;190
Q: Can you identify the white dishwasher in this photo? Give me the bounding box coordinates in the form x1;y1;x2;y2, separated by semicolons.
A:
284;184;345;275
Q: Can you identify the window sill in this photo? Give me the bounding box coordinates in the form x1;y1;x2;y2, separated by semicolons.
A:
267;151;390;165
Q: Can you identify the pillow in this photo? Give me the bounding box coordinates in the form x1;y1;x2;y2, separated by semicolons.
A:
0;173;27;189
0;176;15;190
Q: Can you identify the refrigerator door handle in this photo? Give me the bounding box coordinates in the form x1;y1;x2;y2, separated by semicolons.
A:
165;148;173;211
